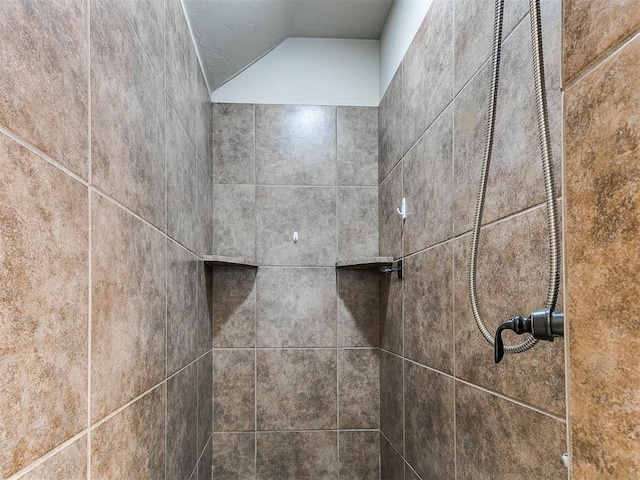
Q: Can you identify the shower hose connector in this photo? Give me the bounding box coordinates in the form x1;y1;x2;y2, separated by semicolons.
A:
494;309;564;363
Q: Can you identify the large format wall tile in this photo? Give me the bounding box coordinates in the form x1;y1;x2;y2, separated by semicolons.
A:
481;1;562;225
338;349;379;429
256;267;336;347
20;436;87;480
213;350;255;432
213;103;255;184
257;186;336;266
455;382;566;479
403;105;453;254
337;106;378;186
91;387;165;479
165;0;197;142
256;349;336;430
212;268;256;348
166;101;198;252
339;431;380;480
197;352;213;456
196;259;213;357
91;194;166;422
564;0;640;82
196;69;213;179
453;208;566;417
167;240;199;374
167;363;198;480
195;159;214;257
0;135;88;477
338;269;379;347
380;351;403;454
379;67;403;183
380;434;404;480
197;436;213;480
119;0;164;82
404;242;454;374
256;432;337;480
212;184;255;259
91;0;165;229
404;362;455;480
565;34;640;477
256;105;336;185
0;0;88;179
213;433;255;480
338;187;378;260
379;273;403;355
379;163;403;260
403;0;453;153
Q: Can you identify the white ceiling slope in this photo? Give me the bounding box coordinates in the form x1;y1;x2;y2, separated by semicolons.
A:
183;0;395;93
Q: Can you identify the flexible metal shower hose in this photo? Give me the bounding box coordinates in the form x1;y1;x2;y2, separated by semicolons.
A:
468;0;561;354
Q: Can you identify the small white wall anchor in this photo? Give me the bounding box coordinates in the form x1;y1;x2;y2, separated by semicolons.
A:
293;231;298;243
397;197;407;220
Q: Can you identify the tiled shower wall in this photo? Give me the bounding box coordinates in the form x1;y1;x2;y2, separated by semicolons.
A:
378;0;569;478
564;0;640;477
210;104;382;478
0;0;213;478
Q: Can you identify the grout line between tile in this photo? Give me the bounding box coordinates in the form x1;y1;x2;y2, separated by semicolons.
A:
86;0;92;476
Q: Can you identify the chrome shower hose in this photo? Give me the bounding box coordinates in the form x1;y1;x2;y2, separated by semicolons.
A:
468;0;561;354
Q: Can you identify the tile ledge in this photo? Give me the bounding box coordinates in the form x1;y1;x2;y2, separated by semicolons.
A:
335;257;394;269
203;255;259;267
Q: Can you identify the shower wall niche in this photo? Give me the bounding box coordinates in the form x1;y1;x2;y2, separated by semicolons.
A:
210;104;382;478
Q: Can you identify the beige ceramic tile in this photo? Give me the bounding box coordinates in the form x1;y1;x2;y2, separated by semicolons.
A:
338;349;380;429
337;187;378;261
0;134;88;477
213;350;255;432
20;436;87;480
0;0;88;179
337;106;378;186
212;103;255;184
379;67;403;183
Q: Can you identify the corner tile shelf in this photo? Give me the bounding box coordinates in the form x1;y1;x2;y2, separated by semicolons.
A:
335;257;394;269
203;255;258;268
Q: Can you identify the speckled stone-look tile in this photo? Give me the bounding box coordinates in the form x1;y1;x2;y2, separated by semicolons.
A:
213;350;255;432
338;349;379;429
91;386;165;479
404;242;454;374
167;362;198;480
456;382;566;479
380;434;404;480
482;0;562;225
212;103;255;184
213;433;255;480
0;135;88;477
565;35;640;478
0;0;88;179
564;0;640;82
380;351;404;453
167;100;198;252
453;63;489;235
165;0;197;142
212;267;256;348
379;163;403;260
91;0;165;229
403;0;453;153
453;208;566;417
20;436;87;480
167;239;199;375
212;184;255;259
196;69;213;179
119;0;164;81
453;0;528;93
339;431;380;480
338;106;378;186
256;349;337;430
403;105;454;254
256;267;336;347
404;362;455;480
338;187;378;260
256;186;336;266
338;269;379;347
91;193;166;422
197;436;212;480
256;432;338;480
379;274;403;355
379;67;403;183
256;105;336;185
195;161;214;258
197;352;213;455
405;465;420;480
196;259;213;355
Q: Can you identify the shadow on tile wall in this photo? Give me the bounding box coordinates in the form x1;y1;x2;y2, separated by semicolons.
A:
0;0;212;477
211;104;381;479
378;0;569;479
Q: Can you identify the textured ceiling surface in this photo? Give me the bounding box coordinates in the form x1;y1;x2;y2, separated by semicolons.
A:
183;0;394;93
